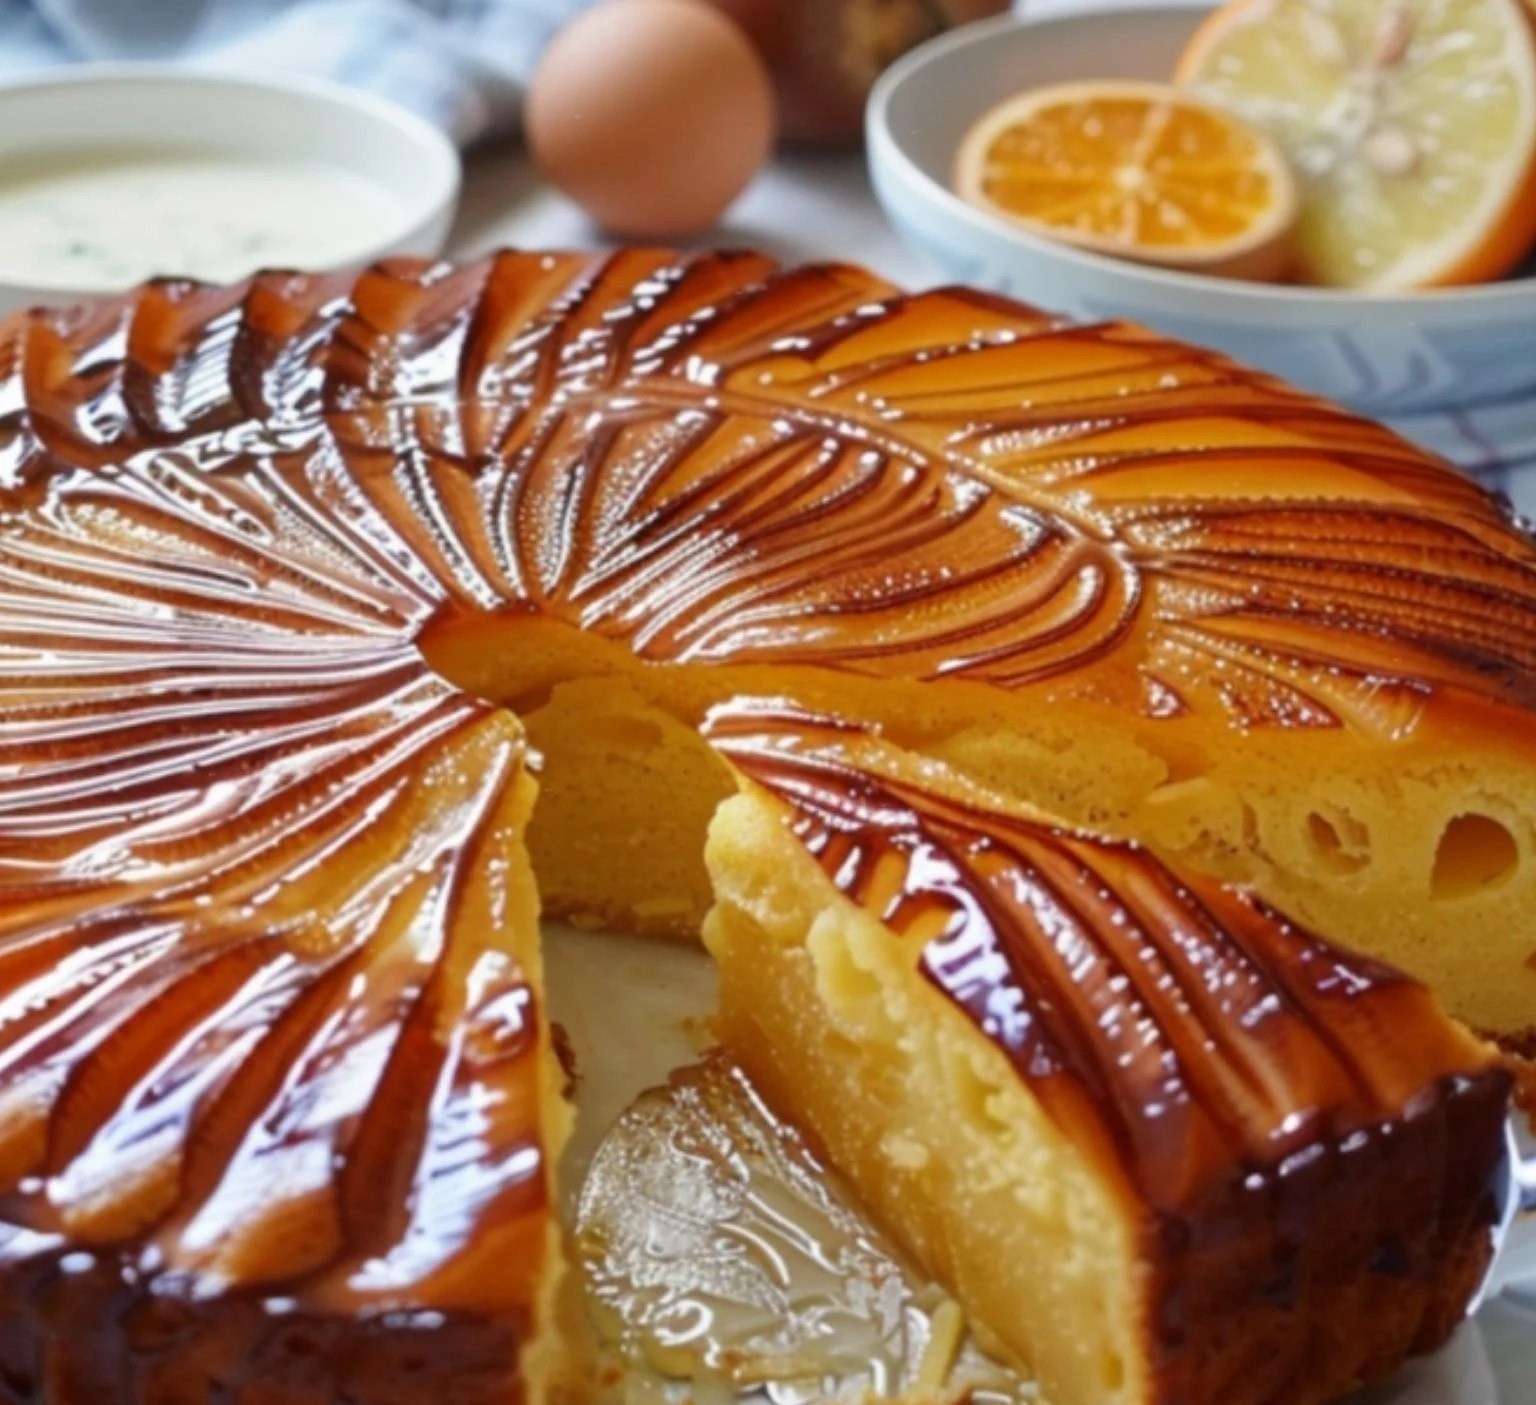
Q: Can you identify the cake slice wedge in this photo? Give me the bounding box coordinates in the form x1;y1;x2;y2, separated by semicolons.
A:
702;700;1511;1405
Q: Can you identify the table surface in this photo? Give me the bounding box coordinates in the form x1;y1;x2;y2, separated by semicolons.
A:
450;144;933;289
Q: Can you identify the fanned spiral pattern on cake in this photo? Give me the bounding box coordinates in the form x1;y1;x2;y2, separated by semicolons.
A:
7;251;1536;715
0;248;1533;1400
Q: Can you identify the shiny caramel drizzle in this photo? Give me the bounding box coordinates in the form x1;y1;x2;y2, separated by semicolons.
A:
0;502;547;1396
0;625;549;1266
4;250;1535;721
705;700;1512;1395
0;250;1532;1390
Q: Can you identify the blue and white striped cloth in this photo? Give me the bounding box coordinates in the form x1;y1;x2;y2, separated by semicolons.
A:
0;0;590;142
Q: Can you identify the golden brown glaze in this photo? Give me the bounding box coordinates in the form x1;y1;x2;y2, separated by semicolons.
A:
704;700;1511;1401
0;635;548;1399
0;273;552;1401
7;251;1536;724
0;248;1533;1399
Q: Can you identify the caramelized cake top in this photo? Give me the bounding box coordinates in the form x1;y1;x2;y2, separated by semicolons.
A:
0;249;1529;1326
4;249;1536;729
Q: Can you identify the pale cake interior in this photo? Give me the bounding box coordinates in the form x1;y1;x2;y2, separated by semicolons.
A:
423;611;1536;1045
701;787;1150;1405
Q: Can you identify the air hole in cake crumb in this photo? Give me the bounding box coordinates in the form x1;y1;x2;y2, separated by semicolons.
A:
810;933;894;1041
819;943;882;1009
1101;1350;1127;1393
1305;811;1370;875
952;1060;1011;1140
1430;813;1518;900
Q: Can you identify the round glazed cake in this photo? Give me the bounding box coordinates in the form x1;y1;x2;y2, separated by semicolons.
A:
0;249;1530;1405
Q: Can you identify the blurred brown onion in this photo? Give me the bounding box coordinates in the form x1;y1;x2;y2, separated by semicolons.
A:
709;0;1011;145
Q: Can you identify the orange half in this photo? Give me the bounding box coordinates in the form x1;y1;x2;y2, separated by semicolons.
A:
1177;0;1536;290
954;79;1300;280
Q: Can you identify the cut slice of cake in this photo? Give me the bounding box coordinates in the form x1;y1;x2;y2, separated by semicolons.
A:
702;700;1512;1405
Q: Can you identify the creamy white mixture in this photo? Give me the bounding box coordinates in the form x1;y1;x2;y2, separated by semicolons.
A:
0;146;406;289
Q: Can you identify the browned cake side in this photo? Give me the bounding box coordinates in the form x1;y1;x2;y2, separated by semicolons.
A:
0;1249;527;1405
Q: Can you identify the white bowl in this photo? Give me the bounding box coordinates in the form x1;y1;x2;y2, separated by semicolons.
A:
867;6;1536;427
0;65;461;315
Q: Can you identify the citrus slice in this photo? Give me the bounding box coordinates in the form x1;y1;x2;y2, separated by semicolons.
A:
953;80;1300;280
1177;0;1536;290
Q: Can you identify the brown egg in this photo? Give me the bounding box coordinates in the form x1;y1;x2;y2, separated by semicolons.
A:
527;0;776;239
